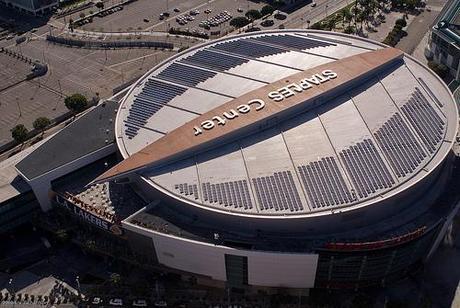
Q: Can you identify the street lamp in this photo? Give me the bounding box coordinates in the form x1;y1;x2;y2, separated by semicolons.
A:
76;276;81;298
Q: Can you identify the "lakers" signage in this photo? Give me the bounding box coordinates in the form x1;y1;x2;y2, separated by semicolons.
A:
193;69;337;136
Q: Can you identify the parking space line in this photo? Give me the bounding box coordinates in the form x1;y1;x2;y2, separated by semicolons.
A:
108;51;161;68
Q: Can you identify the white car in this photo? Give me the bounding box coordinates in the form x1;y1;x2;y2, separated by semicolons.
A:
109;298;123;306
91;297;102;305
133;299;148;307
154;301;167;307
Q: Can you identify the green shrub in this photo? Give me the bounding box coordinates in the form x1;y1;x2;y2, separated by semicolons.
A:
395;18;407;27
310;22;323;30
245;9;262;20
260;5;275;16
344;26;354;34
230;16;250;28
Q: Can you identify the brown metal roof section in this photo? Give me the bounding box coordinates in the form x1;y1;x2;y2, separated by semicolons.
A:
95;47;404;183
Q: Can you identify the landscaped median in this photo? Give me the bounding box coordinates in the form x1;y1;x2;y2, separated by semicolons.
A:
46;35;174;50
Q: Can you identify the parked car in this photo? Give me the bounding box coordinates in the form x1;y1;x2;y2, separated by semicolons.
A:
91;297;102;305
133;299;148;307
261;19;274;27
109;298;123;306
173;7;180;12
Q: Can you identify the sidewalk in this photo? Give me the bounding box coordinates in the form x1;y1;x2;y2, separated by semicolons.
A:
396;1;444;55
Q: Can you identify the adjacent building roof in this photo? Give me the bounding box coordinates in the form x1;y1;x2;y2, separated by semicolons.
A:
16;100;118;181
433;0;460;47
0;150;32;204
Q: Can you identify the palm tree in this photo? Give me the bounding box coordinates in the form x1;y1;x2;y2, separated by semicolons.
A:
343;8;353;28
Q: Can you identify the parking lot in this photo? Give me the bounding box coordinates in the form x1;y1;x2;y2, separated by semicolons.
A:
0;36;185;149
75;0;265;36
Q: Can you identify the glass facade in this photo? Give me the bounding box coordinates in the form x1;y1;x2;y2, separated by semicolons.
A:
225;254;248;287
315;223;441;289
0;191;39;233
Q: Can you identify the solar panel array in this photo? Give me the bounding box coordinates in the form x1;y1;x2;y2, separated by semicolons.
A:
252;171;304;212
297;157;354;209
212;39;286;58
180;49;249;71
174;183;199;200
201;180;253;210
124;79;187;139
157;62;217;86
253;34;334;50
401;88;445;153
374;113;427;178
339;139;395;198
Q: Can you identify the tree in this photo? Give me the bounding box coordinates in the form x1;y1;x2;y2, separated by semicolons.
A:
33;117;51;136
230;17;250;28
109;273;121;285
84;239;96;251
79;12;85;19
342;7;353;28
310;22;324;30
260;5;275;16
95;1;104;9
55;229;69;243
11;124;28;147
64;93;88;116
344;25;355;34
395;18;407;27
245;9;262;21
326;17;337;31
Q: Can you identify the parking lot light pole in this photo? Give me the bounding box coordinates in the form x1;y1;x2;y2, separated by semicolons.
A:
76;276;81;298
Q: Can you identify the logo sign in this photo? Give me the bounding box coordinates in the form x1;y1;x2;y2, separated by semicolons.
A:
192;69;337;136
54;193;123;235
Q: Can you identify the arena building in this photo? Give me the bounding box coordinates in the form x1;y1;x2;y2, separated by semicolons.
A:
15;30;459;290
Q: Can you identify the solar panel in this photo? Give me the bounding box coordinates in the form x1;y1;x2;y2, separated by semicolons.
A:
180;49;249;71
374;113;427;177
201;180;253;209
212;38;286;58
124;79;187;139
174;183;199;200
253;34;334;50
339;139;394;198
298;157;353;209
156;62;217;86
252;171;303;212
401;88;445;153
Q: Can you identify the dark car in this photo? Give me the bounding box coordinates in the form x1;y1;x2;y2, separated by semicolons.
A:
261;19;274;27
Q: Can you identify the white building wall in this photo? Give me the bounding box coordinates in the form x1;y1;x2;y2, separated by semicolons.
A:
18;144;116;211
246;253;318;288
123;221;318;288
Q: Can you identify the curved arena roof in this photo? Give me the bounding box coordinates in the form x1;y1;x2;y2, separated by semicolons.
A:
104;30;457;218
